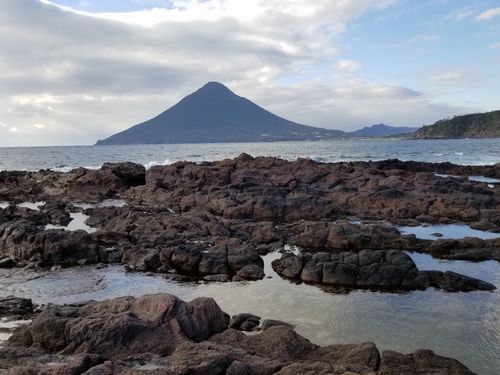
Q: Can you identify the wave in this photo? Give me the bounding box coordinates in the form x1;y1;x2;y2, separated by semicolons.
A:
52;165;101;172
144;159;172;170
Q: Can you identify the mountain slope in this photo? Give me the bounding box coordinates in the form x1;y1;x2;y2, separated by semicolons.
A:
414;110;500;139
349;124;418;137
96;82;344;145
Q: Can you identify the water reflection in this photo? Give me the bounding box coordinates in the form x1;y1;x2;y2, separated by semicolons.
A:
0;252;498;374
399;224;500;240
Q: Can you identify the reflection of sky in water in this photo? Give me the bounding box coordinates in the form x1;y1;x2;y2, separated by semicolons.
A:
0;252;498;374
45;212;96;233
17;201;45;210
468;176;500;184
399;224;500;240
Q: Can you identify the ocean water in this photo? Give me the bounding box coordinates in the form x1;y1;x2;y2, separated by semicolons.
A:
0;138;498;171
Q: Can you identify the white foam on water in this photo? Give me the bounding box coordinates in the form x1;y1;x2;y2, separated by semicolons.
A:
144;159;172;170
18;201;45;210
72;199;127;210
0;202;8;209
0;319;31;345
51;165;101;172
98;199;127;208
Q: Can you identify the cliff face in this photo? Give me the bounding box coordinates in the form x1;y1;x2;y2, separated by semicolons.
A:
414;110;500;139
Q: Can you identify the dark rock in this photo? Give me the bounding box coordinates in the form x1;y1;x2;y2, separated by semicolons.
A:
0;296;33;318
261;319;294;331
230;313;261;331
272;250;495;292
378;349;475;375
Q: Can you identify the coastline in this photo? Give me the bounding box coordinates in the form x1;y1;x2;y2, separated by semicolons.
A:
0;155;499;374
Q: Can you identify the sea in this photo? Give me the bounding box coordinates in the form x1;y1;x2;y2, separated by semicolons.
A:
0;138;498;171
0;138;499;374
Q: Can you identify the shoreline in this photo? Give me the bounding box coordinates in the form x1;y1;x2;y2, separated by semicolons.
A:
0;155;499;374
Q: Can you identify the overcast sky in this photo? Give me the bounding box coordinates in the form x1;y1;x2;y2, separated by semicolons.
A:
1;0;499;146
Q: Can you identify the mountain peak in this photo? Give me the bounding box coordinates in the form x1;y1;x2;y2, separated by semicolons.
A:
96;83;344;145
196;81;234;96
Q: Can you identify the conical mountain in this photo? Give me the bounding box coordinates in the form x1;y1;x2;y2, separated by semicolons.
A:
95;82;344;145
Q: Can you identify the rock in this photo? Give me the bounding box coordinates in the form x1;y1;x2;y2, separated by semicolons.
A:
1;294;477;375
0;296;33;318
236;264;265;280
423;237;500;261
203;274;231;282
378;349;475;375
272;250;495;292
229;313;261;331
101;162;146;187
261;319;294;331
0;257;16;268
0;222;99;267
10;294;229;358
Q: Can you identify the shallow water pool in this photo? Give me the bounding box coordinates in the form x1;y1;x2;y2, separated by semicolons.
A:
0;252;498;374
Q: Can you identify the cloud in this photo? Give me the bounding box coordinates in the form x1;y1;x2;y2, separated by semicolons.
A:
430;70;472;83
476;7;500;21
8;127;18;133
442;8;477;23
335;59;361;72
33;123;46;129
490;42;500;49
0;0;479;146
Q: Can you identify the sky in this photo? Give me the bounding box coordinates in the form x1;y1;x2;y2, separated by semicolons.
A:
0;0;499;146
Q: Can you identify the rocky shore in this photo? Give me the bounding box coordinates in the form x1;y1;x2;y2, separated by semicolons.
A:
0;155;498;373
1;294;477;374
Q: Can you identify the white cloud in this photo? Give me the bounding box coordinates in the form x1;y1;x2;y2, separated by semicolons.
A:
8;127;18;133
0;122;6;128
335;59;361;72
33;123;46;129
490;42;500;49
0;0;479;146
476;7;500;21
430;70;471;83
442;8;477;23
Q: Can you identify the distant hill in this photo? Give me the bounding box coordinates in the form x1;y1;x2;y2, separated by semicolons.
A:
414;110;500;139
96;82;344;145
349;124;418;137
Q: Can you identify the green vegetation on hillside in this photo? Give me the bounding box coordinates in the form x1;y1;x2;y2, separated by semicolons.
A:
415;110;500;139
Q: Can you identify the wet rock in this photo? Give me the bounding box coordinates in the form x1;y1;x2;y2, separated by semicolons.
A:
423;237;500;261
40;202;72;226
235;264;265;280
261;319;294;331
0;222;99;267
272;250;495;292
0;296;33;318
293;221;413;252
229;313;261;331
378;349;475;375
